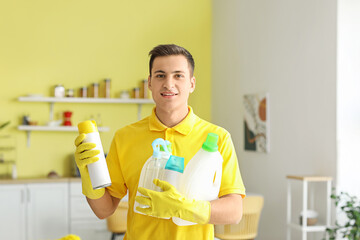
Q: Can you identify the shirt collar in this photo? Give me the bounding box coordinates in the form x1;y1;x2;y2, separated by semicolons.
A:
149;106;197;135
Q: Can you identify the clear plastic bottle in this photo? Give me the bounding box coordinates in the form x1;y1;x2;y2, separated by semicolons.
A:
134;138;171;217
172;133;223;226
77;120;111;189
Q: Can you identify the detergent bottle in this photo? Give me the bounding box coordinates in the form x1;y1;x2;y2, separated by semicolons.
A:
172;133;223;226
77;120;111;189
162;155;184;190
134;138;171;216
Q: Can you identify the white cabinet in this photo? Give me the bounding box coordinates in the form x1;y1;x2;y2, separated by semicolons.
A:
0;182;69;240
27;183;69;240
69;181;110;240
0;184;26;240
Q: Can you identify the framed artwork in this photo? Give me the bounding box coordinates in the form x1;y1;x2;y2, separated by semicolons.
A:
243;93;269;153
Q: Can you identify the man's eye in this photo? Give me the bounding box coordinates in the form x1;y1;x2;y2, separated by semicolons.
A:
156;74;165;78
175;74;184;78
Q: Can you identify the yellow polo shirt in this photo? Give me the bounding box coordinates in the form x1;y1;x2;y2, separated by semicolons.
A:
106;106;246;240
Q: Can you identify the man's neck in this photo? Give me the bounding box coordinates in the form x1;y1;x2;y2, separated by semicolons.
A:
155;106;189;128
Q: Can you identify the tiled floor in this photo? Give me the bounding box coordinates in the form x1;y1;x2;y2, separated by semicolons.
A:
111;235;124;240
113;235;219;239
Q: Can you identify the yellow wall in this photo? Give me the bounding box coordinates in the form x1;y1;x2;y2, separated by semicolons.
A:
0;0;212;178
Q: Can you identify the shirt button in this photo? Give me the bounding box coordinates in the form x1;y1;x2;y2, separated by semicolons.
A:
165;128;170;140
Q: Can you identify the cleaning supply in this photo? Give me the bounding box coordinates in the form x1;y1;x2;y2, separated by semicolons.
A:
135;179;211;224
77;120;111;190
163;155;184;190
57;234;81;240
173;132;223;226
74;133;105;199
134;138;171;216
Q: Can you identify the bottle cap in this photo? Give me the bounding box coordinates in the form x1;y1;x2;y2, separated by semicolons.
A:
165;155;184;173
152;138;167;158
160;140;172;153
202;133;219;152
78;120;98;134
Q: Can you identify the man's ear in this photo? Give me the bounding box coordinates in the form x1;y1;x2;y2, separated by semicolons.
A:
190;76;196;93
148;75;152;90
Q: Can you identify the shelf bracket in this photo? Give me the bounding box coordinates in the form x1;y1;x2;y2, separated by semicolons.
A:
137;104;142;120
49;102;54;121
26;131;31;147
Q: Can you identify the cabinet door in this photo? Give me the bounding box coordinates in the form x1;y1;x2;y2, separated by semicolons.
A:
0;184;26;240
27;183;69;240
71;221;111;240
69;181;110;240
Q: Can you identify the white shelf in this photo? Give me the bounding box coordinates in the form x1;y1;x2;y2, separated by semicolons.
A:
18;96;153;147
18;125;110;147
18;96;154;104
18;125;110;132
19;96;154;123
286;175;332;240
288;223;327;232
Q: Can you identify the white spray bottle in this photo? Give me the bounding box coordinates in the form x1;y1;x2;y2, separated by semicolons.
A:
134;138;171;217
173;132;223;226
77;120;111;189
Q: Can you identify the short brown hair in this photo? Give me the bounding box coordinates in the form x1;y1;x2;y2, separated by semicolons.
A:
148;44;195;76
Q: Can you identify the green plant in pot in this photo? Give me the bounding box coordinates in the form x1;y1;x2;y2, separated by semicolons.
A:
0;121;11;163
325;190;360;240
0;121;10;131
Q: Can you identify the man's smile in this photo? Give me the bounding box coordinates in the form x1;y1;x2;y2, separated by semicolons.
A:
161;92;178;97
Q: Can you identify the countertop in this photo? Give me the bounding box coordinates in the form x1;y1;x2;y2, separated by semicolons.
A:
0;177;81;184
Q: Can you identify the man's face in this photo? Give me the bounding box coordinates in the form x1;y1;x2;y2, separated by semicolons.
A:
148;55;195;112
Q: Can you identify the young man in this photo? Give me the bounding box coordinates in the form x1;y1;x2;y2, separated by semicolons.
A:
75;44;246;239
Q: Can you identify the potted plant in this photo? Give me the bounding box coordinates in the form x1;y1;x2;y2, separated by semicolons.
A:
325;190;360;240
0;121;10;131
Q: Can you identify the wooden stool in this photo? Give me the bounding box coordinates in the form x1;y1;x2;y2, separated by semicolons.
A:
215;196;264;240
106;201;128;240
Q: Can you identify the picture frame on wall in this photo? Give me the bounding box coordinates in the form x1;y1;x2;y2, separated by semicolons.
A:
243;93;270;153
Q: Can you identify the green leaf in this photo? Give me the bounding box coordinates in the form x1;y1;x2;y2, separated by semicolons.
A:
0;121;10;130
326;189;360;239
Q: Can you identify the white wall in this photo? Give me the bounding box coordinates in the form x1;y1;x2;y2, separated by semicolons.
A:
212;1;337;239
337;0;360;198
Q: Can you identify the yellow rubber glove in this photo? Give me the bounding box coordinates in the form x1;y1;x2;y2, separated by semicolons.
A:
135;179;211;224
74;133;105;199
57;234;81;240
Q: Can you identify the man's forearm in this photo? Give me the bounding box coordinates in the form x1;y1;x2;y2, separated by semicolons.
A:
86;188;120;219
209;194;243;225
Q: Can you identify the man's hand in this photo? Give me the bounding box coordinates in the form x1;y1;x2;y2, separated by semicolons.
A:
135;179;211;224
74;133;105;199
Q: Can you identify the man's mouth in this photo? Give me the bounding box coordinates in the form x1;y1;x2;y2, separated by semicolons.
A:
161;93;178;96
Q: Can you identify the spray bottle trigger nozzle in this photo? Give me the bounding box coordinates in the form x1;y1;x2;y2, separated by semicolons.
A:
152;138;168;158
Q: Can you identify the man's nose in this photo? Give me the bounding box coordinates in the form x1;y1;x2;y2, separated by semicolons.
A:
163;76;175;89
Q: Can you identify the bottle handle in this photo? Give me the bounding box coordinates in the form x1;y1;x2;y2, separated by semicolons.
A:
213;168;222;188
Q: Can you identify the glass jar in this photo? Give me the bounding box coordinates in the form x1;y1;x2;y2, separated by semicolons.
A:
54;85;65;97
120;90;130;99
141;79;149;98
66;89;74;97
104;79;111;98
79;87;87;98
90;83;99;98
133;87;140;99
